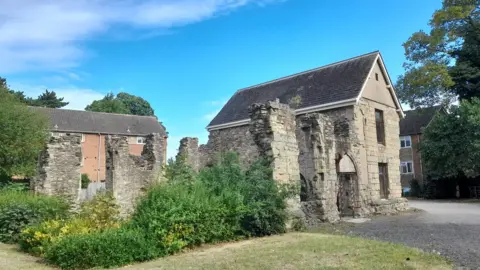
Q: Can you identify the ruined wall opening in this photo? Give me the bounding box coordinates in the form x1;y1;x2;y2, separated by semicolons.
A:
336;154;358;217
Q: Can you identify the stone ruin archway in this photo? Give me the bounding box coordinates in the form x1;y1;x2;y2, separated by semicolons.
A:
336;154;358;217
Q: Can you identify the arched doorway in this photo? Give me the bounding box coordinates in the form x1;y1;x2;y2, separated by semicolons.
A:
336;155;357;217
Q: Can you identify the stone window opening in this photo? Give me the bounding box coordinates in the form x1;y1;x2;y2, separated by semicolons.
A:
378;163;389;199
375;109;385;145
300;173;308;202
136;136;146;144
336;154;357;217
400;161;414;174
400;136;411;148
375;73;379;81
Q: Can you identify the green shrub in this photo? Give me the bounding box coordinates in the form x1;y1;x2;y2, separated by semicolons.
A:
45;228;159;270
19;218;91;255
0;191;70;243
80;174;90;189
19;192;120;255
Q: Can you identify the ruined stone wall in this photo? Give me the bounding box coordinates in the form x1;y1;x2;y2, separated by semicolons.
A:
296;106;367;223
105;133;164;215
249;100;303;223
177;137;201;171
200;125;259;168
33;132;82;203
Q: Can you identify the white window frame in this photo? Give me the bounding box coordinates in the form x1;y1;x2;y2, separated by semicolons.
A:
400;161;414;175
400;136;412;148
81;134;86;143
136;136;146;144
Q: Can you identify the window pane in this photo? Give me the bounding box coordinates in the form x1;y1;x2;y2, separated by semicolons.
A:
407;162;412;173
406;140;411;147
400;140;405;148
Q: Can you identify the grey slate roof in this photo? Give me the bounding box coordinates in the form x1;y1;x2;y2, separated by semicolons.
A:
400;106;442;136
30;107;166;136
208;51;380;127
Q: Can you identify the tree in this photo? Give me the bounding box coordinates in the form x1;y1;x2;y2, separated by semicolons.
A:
396;1;480;108
85;92;154;116
33;89;69;108
0;81;48;177
85;93;129;114
449;20;480;100
420;98;480;179
0;77;68;108
116;92;154;116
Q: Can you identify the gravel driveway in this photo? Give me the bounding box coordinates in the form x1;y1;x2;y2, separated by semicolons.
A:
348;200;480;269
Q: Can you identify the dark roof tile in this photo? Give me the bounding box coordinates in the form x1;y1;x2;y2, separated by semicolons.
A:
399;106;442;136
30;107;166;136
208;51;379;127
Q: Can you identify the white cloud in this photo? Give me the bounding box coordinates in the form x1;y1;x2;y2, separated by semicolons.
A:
0;0;281;74
9;83;104;110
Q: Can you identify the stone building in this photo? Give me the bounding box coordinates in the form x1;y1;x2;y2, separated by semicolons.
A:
178;51;408;223
30;107;167;213
399;106;444;189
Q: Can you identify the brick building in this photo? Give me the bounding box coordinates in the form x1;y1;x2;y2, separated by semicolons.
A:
31;107;168;182
399;106;444;188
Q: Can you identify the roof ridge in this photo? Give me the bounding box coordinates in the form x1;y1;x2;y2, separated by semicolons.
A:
234;50;380;94
29;106;158;119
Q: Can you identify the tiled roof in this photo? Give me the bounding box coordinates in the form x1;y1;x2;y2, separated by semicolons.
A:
30;107;166;136
208;51;380;127
399;106;442;136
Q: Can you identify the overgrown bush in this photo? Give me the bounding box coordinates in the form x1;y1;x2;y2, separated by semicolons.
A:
44;153;292;269
44;228;159;270
0;191;70;243
19;192;120;255
81;174;90;189
409;179;423;198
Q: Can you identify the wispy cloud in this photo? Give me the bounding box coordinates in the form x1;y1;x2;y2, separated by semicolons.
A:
202;98;227;121
0;0;281;74
9;82;105;111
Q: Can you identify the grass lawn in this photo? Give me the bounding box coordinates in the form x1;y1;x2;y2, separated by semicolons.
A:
123;233;451;270
0;233;451;270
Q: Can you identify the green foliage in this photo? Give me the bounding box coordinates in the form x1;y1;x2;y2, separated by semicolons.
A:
409;179;424;198
450;20;480;101
44;228;159;270
0;82;49;177
0;191;70;243
19;192;120;255
397;1;479;107
19;218;92;256
421;98;480;178
32;89;69;108
80;174;90;189
117;92;155;116
77;191;121;230
164;154;196;184
85;92;129;114
85;92;155;116
131;153;289;255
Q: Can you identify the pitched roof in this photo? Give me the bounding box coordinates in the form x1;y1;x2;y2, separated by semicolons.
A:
30;107;166;136
208;51;380;128
400;106;442;136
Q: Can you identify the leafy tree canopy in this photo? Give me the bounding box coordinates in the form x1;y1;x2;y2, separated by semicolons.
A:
0;77;69;108
420;98;480;178
85;92;155;116
0;79;49;177
396;1;480;108
32;90;69;108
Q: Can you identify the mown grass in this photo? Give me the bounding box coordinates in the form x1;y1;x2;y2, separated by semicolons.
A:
123;233;451;270
0;233;451;269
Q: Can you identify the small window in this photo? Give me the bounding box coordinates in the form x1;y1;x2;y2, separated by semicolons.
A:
81;134;85;143
136;137;146;144
375;109;385;145
378;163;389;199
400;136;412;148
375;73;379;81
400;161;413;174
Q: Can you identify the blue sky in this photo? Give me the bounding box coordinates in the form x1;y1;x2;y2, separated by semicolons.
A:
1;0;440;158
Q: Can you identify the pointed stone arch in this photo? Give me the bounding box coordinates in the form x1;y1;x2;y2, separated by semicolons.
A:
338;154;356;173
